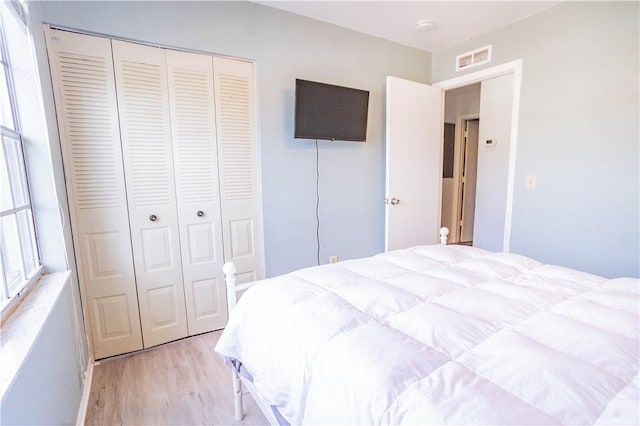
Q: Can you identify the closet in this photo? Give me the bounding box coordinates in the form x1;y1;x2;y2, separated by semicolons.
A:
46;29;263;359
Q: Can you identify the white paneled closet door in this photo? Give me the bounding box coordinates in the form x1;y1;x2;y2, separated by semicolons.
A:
48;29;265;358
166;50;227;334
213;57;264;285
111;40;188;348
46;30;143;359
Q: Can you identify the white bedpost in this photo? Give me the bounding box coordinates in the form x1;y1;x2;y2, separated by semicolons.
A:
231;367;243;421
439;227;449;245
224;261;238;312
223;261;243;421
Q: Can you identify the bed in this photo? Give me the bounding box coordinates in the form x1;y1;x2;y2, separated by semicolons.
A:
215;230;639;425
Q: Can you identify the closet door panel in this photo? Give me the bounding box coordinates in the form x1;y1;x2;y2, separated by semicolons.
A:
213;57;264;284
112;40;188;348
166;50;227;334
46;29;143;359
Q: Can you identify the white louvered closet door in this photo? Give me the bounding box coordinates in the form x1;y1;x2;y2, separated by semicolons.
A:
112;40;188;348
46;30;143;359
213;57;264;284
166;50;227;334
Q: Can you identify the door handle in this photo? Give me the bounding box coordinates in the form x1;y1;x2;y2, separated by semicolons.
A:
149;214;158;222
390;197;400;205
197;210;204;217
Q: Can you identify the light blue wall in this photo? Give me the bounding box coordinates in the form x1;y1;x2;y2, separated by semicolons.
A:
0;3;89;425
1;282;84;425
37;0;431;277
36;1;638;279
28;0;89;377
432;1;639;278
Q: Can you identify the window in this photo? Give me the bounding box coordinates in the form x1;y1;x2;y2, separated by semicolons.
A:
0;2;41;311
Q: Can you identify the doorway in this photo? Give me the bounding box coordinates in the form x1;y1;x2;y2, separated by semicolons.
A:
384;60;521;252
435;60;521;252
441;81;481;245
442;118;480;245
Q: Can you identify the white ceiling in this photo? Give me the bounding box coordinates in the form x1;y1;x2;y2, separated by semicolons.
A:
257;1;561;53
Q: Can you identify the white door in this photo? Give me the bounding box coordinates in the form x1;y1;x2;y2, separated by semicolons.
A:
46;30;143;358
460;119;479;242
166;50;227;335
385;76;444;251
213;57;264;285
112;40;188;348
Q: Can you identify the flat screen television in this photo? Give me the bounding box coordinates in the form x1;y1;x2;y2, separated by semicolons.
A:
294;79;369;142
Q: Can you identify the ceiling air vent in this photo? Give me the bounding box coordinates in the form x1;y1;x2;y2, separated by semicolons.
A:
456;45;492;72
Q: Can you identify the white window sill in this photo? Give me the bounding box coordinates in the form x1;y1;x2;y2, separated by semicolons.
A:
0;271;71;403
0;266;45;324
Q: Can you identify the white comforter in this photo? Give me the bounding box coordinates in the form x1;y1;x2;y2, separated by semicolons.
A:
215;245;639;425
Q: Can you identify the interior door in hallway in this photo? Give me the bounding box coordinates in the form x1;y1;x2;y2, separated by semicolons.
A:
460;119;479;243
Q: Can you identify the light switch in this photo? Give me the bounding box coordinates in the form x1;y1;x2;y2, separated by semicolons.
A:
525;174;536;190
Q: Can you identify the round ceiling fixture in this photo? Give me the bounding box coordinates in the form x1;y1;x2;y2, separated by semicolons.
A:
416;20;434;31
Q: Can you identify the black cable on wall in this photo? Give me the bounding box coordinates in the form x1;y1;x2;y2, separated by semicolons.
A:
315;139;320;266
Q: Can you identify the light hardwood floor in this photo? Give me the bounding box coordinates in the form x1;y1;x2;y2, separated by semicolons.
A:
85;330;268;425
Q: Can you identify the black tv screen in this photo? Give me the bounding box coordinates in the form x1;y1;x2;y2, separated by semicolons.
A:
294;79;369;142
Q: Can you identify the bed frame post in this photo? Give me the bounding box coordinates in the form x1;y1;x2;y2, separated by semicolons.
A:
231;367;243;421
223;261;243;421
440;227;449;245
223;261;238;312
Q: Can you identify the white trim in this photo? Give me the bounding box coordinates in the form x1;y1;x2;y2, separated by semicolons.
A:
75;359;94;426
436;59;522;91
0;203;32;217
0;126;21;139
251;60;266;281
43;23;257;65
0;12;42;309
502;64;522;251
434;59;523;252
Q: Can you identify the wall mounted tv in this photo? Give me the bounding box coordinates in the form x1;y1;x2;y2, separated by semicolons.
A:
294;79;370;142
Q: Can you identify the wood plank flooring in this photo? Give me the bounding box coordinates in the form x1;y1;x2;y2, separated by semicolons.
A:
85;330;267;425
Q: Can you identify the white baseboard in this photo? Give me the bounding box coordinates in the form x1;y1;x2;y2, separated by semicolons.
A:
75;359;94;426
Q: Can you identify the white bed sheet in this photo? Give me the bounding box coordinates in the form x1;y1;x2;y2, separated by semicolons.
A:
215;244;639;425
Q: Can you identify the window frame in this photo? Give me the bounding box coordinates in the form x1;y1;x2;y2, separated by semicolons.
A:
0;2;43;319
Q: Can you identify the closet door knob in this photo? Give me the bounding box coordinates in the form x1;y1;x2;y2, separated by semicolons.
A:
149;214;157;222
197;210;204;217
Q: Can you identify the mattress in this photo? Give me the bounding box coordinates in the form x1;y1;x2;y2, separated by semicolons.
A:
215;244;639;425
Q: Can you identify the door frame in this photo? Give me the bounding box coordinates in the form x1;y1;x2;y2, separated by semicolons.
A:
434;59;522;251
